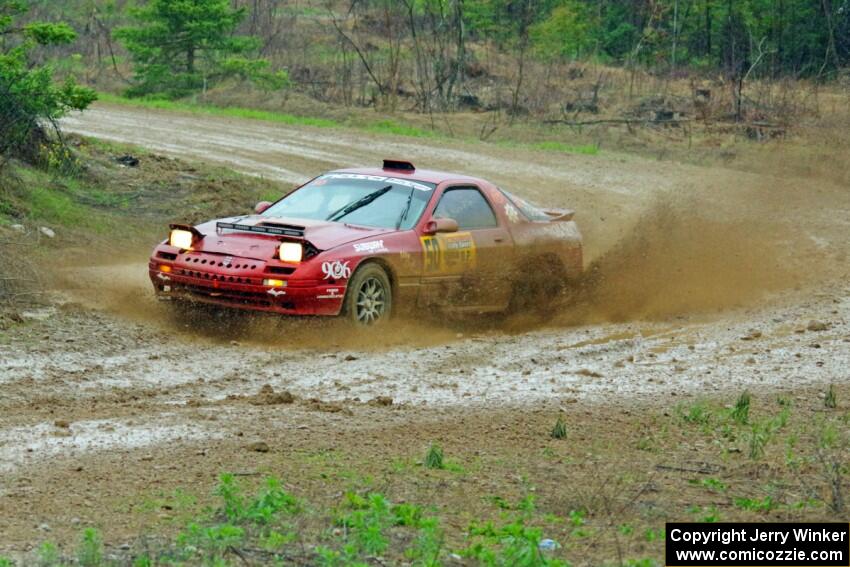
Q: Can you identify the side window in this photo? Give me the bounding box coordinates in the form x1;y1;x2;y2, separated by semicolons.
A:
433;187;498;230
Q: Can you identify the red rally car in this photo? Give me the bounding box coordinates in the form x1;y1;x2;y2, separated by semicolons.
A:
149;160;583;325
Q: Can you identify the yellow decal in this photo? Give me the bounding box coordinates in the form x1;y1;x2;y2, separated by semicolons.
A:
420;232;477;274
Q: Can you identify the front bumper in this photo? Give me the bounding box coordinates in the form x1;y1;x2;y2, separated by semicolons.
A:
149;252;345;316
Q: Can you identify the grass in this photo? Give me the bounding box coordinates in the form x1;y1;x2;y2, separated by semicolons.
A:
8;388;850;566
424;443;444;470
98;92;340;129
13;475;574;566
97;92;604;156
530;141;599;155
731;391;751;425
825;384;837;408
550;416;568;439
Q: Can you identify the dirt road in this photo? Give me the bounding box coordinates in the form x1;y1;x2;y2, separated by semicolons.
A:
0;103;847;556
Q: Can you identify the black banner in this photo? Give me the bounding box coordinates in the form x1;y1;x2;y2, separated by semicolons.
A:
666;523;850;566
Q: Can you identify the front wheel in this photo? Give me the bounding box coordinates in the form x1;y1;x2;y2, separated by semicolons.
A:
343;263;393;326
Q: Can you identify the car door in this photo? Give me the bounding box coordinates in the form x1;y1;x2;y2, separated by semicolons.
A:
418;184;514;312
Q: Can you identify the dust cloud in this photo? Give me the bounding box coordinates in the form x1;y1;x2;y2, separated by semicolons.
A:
555;194;812;324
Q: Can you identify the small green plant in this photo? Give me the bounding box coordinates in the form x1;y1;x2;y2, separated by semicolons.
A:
0;558;13;567
749;408;790;460
133;556;152;567
38;541;59;567
77;528;103;567
179;522;245;559
731;391;751;424
734;496;777;512
680;401;712;425
644;528;665;542
825;384;837;409
693;477;727;492
550;416;567;439
688;505;720;523
424;443;444;470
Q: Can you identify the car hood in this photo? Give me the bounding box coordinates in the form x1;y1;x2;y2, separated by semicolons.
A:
191;215;395;259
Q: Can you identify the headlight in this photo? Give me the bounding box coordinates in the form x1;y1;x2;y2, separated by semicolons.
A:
169;229;194;250
279;242;303;263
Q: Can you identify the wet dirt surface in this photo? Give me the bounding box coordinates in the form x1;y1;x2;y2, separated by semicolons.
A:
0;103;847;552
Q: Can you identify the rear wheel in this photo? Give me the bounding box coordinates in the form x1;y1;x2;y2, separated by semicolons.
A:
344;263;393;326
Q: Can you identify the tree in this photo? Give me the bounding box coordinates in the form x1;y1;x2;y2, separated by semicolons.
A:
114;0;288;98
0;0;97;167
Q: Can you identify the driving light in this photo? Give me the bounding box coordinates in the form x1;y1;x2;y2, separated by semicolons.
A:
263;279;286;287
279;242;303;263
159;264;172;273
169;229;194;250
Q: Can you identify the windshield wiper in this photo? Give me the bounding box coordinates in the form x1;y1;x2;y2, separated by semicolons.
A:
326;185;393;222
395;186;415;229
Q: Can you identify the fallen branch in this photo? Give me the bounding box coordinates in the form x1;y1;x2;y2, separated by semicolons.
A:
544;117;691;126
656;463;721;475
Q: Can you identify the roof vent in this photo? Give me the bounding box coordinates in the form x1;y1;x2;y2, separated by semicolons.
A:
383;159;415;172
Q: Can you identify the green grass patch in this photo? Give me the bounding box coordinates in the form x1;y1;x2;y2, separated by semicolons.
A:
365;119;436;138
98;92;340;129
531;141;599;155
97;92;604;156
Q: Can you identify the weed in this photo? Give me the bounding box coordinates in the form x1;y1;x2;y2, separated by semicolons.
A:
749;407;791;460
424;443;444;470
0;558;13;567
568;509;586;527
636;435;656;452
179;522;245;559
693;478;727;492
393;502;424;526
404;516;444;567
644;528;665;542
825;384;837;409
262;529;296;550
77;528;103;567
488;495;513;510
133;556;152;567
688;505;720;523
734;496;777;512
37;542;59;566
731;391;751;424
551;416;567;439
679;401;712;425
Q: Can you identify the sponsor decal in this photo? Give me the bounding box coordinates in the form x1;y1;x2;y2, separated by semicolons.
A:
353;239;387;253
317;288;342;300
321;173;432;192
157;272;171;281
267;288;287;297
504;202;520;223
322;260;352;280
420;232;477;274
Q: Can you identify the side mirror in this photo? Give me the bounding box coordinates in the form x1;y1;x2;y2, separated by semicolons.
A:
424;217;459;235
255;201;273;214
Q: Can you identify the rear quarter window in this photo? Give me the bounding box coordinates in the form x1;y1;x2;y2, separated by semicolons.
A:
499;189;551;222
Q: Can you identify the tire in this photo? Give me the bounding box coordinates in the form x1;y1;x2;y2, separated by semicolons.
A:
343;263;393;326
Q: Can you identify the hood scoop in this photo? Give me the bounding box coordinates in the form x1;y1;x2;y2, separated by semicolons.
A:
216;221;305;238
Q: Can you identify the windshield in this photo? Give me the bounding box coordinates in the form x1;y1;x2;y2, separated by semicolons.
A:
263;174;435;230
